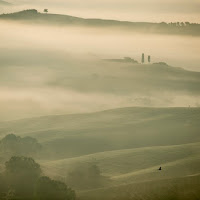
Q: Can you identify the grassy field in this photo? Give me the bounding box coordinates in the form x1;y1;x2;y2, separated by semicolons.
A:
40;140;200;199
0;107;200;157
0;106;199;199
79;174;200;200
41;141;200;183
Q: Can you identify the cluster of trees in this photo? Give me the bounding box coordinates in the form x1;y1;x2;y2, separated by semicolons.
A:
167;22;191;26
66;163;109;190
0;134;41;158
0;156;76;200
159;21;199;27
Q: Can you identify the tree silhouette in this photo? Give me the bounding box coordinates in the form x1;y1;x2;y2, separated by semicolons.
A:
44;9;48;14
67;163;107;190
3;156;76;199
0;134;41;157
5;156;42;197
36;176;76;200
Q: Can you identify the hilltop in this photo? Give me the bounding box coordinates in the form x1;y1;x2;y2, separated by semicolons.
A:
0;9;200;36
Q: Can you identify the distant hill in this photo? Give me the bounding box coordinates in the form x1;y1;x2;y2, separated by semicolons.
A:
0;9;199;36
0;0;11;5
1;53;200;96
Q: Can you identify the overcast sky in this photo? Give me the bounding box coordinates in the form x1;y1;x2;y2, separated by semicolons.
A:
2;0;200;22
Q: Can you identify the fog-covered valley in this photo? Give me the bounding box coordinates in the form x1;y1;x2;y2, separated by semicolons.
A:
0;7;200;200
0;16;200;121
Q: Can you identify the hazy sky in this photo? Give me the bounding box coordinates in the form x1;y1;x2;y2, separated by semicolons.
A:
2;0;200;22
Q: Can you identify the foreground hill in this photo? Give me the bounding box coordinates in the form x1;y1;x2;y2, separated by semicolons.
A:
41;142;200;182
41;142;200;199
0;107;200;158
0;9;199;36
0;107;199;199
80;174;200;200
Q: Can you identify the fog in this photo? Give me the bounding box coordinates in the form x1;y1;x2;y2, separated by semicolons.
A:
1;21;200;69
0;21;200;121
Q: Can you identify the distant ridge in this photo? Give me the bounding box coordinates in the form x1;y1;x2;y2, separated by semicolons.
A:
0;9;200;36
0;0;11;5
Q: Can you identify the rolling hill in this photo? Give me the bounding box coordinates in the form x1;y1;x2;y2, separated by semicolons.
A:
40;141;200;199
1;56;200;96
0;107;200;158
79;174;200;200
0;9;199;36
0;106;199;199
41;142;200;181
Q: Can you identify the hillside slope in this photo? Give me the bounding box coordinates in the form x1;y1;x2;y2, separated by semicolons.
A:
1;57;200;96
0;10;199;36
40;142;200;199
0;106;199;198
79;174;200;200
0;107;200;158
41;142;200;181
